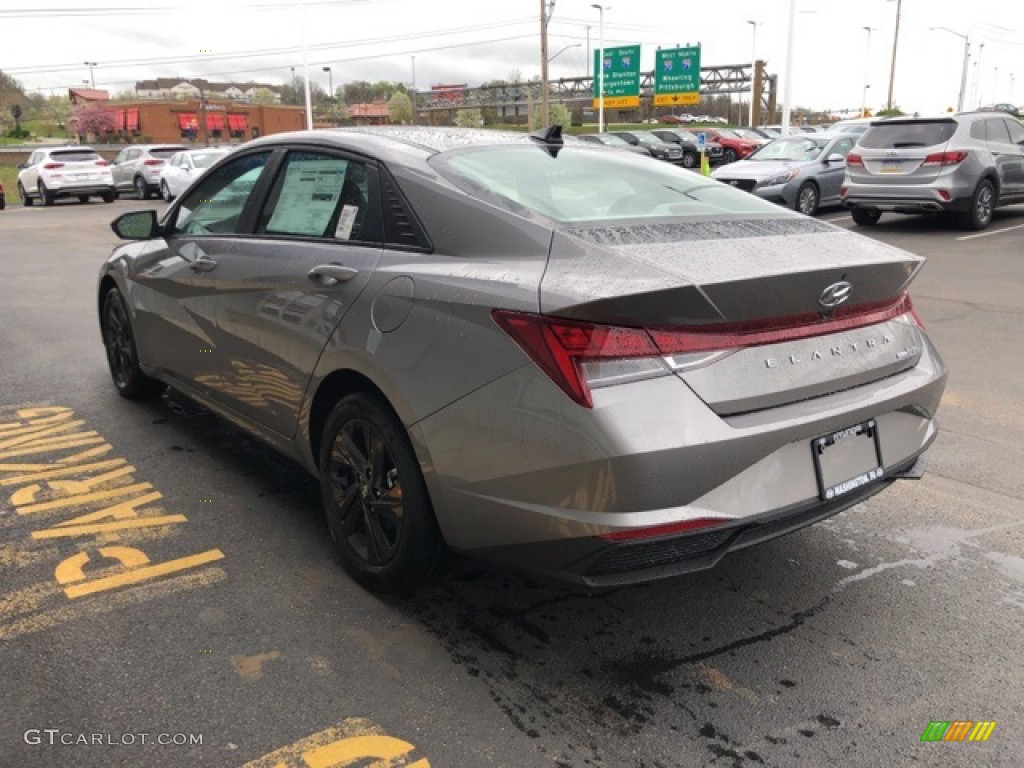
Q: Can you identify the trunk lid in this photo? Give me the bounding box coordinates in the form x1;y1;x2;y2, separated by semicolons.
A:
541;216;925;414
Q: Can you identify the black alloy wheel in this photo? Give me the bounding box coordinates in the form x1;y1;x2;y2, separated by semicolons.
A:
39;181;54;206
962;179;995;231
161;180;173;202
681;151;697;168
134;176;150;200
723;148;738;163
101;286;160;398
320;394;444;592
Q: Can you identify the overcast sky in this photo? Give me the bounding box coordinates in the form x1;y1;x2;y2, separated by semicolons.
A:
1;0;1021;115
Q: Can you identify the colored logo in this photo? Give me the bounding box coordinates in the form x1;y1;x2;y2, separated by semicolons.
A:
920;721;997;742
664;60;673;72
682;57;692;70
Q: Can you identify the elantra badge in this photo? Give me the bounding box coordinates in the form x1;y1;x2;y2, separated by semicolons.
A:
819;281;852;309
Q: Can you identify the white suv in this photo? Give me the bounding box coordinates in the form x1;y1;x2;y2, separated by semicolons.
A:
111;144;188;199
16;146;116;206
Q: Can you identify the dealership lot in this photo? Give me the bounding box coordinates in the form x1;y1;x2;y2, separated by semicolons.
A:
1;200;1022;767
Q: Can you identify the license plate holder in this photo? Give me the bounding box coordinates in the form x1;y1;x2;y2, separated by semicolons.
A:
811;420;884;501
879;161;903;174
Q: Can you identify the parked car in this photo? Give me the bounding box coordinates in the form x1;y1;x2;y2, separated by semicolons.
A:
731;128;770;146
712;132;859;215
609;130;685;164
98;125;946;592
111;144;188;199
650;128;725;167
577;133;651;157
830;117;876;136
978;103;1021;118
0;181;5;210
159;148;231;201
16;146;116;206
703;129;761;163
842;112;1024;230
660;113;695;124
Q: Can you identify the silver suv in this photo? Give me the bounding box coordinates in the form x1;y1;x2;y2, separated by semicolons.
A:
842;113;1024;230
111;144;187;199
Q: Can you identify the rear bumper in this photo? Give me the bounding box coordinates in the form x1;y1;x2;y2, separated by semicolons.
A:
842;179;976;214
47;184;115;198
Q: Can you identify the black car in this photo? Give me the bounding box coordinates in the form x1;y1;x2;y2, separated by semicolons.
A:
979;103;1021;118
609;131;686;165
577;133;652;157
650;128;726;167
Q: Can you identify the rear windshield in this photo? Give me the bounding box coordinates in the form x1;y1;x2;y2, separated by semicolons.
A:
858;121;957;149
150;147;187;159
432;146;781;223
50;150;101;162
192;152;225;168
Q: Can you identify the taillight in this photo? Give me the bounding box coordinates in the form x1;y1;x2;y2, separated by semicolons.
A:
846;153;863;167
921;151;967;167
43;162;64;170
95;160;109;167
144;159;164;166
494;294;921;408
599;517;730;541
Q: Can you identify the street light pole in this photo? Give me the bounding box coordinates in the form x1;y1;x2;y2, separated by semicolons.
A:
84;61;97;89
411;55;417;126
929;27;972;112
747;21;758;127
861;27;874;117
540;0;550;128
299;0;313;129
323;66;333;98
586;26;591;78
591;4;607;133
886;0;902;111
780;0;796;131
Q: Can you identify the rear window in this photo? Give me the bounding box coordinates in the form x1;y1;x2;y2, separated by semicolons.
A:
858;121;957;149
432;146;781;223
150;147;187;159
50;150;101;162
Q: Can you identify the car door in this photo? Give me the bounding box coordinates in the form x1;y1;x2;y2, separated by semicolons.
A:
129;150;275;391
998;118;1024;196
112;148;134;190
21;151;42;192
204;148;384;437
167;154;189;197
818;136;854;203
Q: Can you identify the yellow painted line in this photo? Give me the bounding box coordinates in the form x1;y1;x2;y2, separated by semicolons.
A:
63;549;225;599
0;408;74;432
0;420;88;450
0;435;106;460
304;736;426;768
16;482;154;515
32;515;189;539
53;491;163;525
10;466;138;506
0;458;129;487
58;444;115;465
240;719;430;768
0;461;57;472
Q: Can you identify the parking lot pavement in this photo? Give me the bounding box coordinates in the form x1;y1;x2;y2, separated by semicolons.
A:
1;201;1021;767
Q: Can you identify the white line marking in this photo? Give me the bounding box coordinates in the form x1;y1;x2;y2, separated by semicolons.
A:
821;215;851;222
956;222;1024;241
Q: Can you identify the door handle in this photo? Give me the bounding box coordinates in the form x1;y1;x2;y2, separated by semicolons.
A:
190;254;218;272
308;263;359;285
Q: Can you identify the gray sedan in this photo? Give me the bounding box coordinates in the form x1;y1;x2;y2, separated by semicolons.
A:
712;133;858;215
98;126;946;592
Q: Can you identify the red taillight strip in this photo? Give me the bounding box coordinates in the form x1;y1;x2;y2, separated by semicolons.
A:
649;294;918;354
599;517;730;541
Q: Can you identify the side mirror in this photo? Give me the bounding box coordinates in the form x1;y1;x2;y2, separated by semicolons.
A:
111;210;160;240
16;163;27;170
825;153;845;164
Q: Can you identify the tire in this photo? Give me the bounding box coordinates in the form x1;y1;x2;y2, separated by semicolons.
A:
102;190;116;203
0;196;4;211
723;148;738;163
134;176;150;200
319;393;445;593
681;151;698;169
961;179;995;231
39;181;54;207
18;183;32;206
78;195;89;204
796;182;820;216
100;286;161;399
851;208;882;226
160;180;173;202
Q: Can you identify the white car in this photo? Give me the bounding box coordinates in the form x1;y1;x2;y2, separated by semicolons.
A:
16;146;116;206
158;148;231;201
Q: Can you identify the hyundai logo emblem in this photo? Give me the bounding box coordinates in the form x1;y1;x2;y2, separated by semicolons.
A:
819;281;853;308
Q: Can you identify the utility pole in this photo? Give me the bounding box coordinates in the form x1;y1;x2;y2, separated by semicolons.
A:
781;0;796;131
299;0;313;129
586;26;591;78
886;0;902;111
747;21;758;127
592;4;608;133
540;0;551;128
84;61;97;89
861;27;874;117
411;56;417;126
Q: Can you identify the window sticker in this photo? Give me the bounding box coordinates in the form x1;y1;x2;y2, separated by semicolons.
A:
267;159;347;237
335;205;359;240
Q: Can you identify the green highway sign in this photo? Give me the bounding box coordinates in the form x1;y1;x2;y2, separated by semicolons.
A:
654;46;701;106
592;44;642;108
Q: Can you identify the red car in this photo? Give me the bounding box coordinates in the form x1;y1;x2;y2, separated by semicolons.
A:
704;129;761;163
0;181;5;210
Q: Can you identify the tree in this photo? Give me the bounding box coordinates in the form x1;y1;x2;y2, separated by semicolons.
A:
876;106;905;117
387;91;413;124
45;95;72;128
455;108;483;128
530;103;572;129
320;96;349;124
73;103;117;138
249;87;278;106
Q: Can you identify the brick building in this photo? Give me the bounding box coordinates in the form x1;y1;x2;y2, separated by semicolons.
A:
93;99;306;144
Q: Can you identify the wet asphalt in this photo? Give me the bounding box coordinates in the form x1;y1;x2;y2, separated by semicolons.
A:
0;198;1022;767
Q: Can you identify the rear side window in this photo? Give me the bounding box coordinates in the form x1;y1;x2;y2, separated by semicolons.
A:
969;121;988;141
150;147;186;159
50;150;101;163
1006;119;1024;145
985;119;1012;145
858;121;957;149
